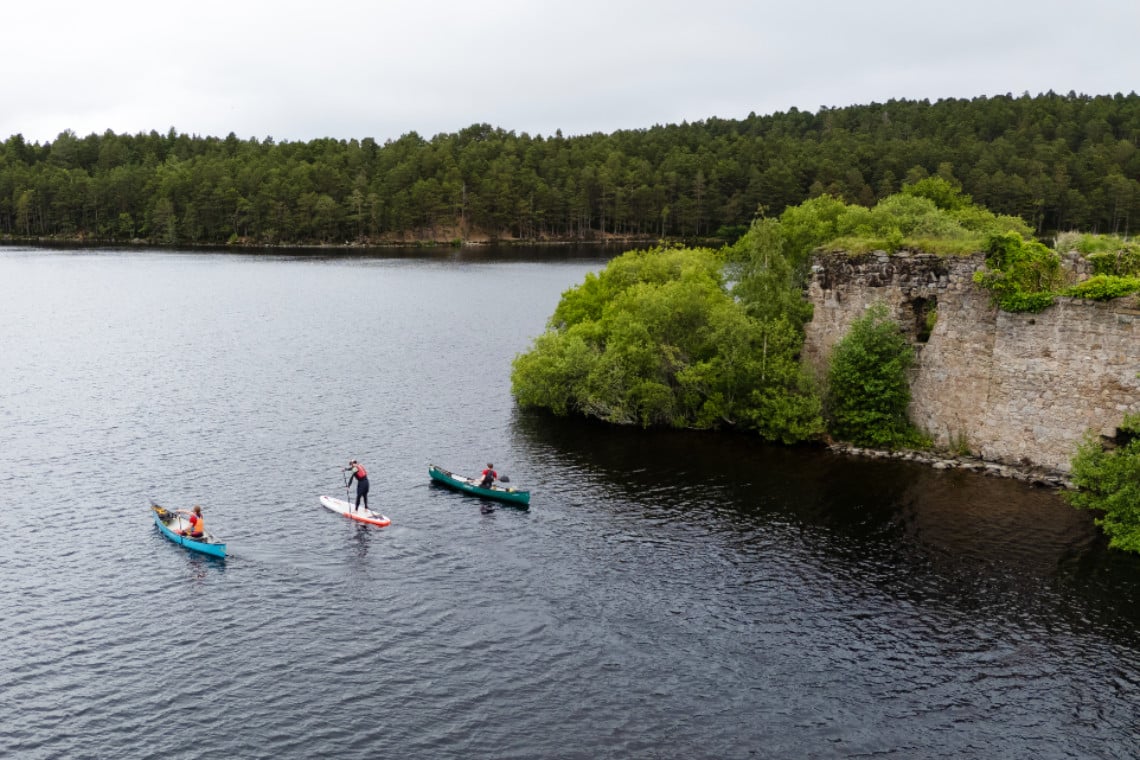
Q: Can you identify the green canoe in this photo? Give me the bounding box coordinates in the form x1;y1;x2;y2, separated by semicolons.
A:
428;464;531;506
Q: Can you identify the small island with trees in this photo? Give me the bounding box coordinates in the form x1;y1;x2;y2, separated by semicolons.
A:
510;180;1140;552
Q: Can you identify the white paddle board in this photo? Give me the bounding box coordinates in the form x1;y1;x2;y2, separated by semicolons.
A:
319;495;391;527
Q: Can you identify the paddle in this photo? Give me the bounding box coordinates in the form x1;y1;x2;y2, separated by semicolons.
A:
341;467;350;502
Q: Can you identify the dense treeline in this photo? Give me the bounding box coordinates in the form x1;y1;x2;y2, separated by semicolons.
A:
1;91;1139;246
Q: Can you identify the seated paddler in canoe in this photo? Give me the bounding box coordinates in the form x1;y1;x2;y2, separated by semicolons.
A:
477;463;500;489
427;463;530;505
151;502;208;537
175;505;206;537
152;502;227;558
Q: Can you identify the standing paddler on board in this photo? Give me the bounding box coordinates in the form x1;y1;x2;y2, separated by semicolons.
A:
343;459;370;512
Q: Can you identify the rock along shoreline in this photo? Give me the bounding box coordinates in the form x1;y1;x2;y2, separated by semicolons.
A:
827;442;1073;490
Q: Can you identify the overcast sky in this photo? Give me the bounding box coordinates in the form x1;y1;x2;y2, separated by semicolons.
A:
4;0;1138;145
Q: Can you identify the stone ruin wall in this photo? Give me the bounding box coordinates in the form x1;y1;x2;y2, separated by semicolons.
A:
802;250;1140;473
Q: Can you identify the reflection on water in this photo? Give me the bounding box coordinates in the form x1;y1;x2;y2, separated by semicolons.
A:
512;409;1140;647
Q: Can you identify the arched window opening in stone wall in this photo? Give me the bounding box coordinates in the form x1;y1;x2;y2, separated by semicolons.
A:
909;296;938;343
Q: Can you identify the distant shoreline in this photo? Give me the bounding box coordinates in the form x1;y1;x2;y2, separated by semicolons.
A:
0;233;697;252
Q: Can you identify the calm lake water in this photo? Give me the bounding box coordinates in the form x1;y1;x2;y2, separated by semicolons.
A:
1;245;1138;759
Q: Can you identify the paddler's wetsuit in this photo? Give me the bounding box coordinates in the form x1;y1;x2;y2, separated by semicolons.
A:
348;462;370;511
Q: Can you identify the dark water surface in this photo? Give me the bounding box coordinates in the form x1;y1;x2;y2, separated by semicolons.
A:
1;245;1137;759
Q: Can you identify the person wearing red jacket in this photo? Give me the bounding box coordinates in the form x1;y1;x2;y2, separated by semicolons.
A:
175;505;205;538
345;459;370;512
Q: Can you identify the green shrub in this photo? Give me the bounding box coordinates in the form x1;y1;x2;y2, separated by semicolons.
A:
550;245;724;330
1063;275;1140;301
810;189;1029;257
510;330;597;415
512;245;824;442
901;177;973;211
1074;232;1114;254
727;217;814;329
870;195;959;238
777;195;852;267
972;232;1063;312
1065;413;1140;553
1057;233;1140;277
825;303;924;448
975;232;1139;310
1086;247;1140;277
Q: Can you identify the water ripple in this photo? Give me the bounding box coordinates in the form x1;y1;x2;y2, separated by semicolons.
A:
1;251;1139;759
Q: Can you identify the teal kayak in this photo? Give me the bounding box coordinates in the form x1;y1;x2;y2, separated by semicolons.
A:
152;505;227;558
428;464;531;506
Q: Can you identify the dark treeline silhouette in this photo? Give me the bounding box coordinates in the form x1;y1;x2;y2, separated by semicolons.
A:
1;91;1138;246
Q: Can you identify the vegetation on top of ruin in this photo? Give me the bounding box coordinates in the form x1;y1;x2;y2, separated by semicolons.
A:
804;177;1032;256
973;230;1140;312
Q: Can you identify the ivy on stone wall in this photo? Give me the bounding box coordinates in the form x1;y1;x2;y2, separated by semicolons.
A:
974;231;1140;311
972;232;1062;312
1067;233;1140;277
1063;275;1140;301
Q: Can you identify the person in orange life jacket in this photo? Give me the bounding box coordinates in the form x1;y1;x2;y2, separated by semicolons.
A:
175;505;205;538
344;459;370;511
478;463;498;489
